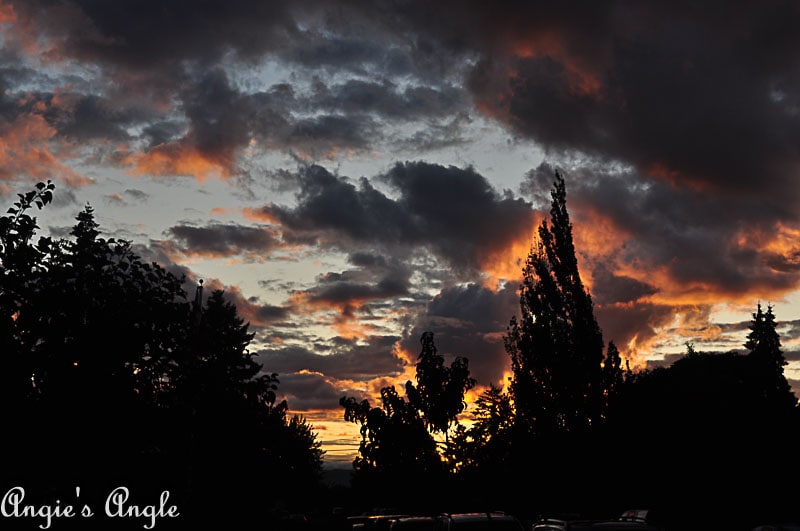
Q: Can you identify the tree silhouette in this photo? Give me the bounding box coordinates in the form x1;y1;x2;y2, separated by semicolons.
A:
745;302;797;412
0;183;324;528
0;180;56;406
405;330;476;439
605;315;800;528
447;383;514;474
504;170;609;437
340;331;476;510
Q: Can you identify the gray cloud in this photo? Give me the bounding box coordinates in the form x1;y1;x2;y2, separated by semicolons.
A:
262;162;536;276
167;223;282;259
400;283;520;389
257;335;404;382
272;371;345;411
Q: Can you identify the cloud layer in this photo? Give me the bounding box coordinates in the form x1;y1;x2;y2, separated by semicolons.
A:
3;0;800;464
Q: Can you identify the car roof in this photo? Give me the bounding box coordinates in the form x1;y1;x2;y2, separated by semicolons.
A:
440;512;526;531
447;513;517;520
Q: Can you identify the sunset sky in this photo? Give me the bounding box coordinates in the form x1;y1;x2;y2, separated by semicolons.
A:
3;1;800;468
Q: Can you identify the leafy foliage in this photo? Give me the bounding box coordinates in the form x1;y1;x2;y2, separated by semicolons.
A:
405;330;477;437
339;330;474;500
0;182;323;526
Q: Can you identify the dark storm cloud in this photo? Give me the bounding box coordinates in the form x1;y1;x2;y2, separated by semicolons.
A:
304;266;411;307
181;73;466;164
6;1;475;173
400;283;520;389
284;114;375;156
347;252;390;269
522;162;800;298
590;264;658;306
250;302;289;323
43;94;138;142
167;223;282;258
17;1;800;205
0;4;480;191
11;0;302;70
279;32;411;76
257;335;403;382
123;67;376;171
263;162;536;275
381;161;535;274
263;1;800;209
178;68;263;168
261;164;415;242
456;2;800;205
272;371;344;411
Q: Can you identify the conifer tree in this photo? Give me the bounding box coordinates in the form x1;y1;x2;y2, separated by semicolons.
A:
447;383;514;472
505;170;605;436
745;302;796;411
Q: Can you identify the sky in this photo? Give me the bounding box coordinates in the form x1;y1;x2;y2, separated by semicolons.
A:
3;0;800;468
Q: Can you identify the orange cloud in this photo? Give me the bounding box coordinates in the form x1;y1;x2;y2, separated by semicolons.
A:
0;1;15;23
241;206;281;224
120;142;232;182
0;112;93;188
737;222;800;273
287;288;400;341
479;224;539;291
331;316;380;341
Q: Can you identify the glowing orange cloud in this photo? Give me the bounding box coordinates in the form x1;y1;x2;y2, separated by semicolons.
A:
120;142;232;182
737;222;800;273
331;316;379;341
0;112;93;188
241;206;281;224
479;227;538;291
287;288;400;341
0;1;15;23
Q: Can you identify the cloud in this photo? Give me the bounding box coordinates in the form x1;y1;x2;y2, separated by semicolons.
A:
257;335;404;382
8;0;302;70
452;2;800;210
516;161;800;363
315;79;468;122
399;282;520;390
259;162;537;279
122;188;149;203
272;370;345;411
0;94;94;191
166;222;283;260
131;242;290;329
6;0;800;437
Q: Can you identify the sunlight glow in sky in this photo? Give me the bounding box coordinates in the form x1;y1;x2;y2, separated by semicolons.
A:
3;1;800;467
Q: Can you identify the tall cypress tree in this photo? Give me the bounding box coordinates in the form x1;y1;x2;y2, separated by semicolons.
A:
505;170;605;436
